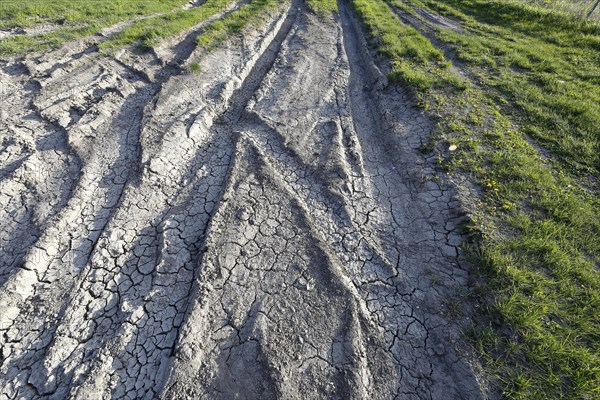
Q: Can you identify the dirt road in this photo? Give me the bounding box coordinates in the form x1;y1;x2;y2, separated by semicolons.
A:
0;1;485;399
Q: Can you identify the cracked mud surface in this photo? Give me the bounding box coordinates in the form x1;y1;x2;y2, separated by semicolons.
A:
1;1;485;399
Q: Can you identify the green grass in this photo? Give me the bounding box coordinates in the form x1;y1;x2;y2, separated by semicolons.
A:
418;0;600;177
509;0;600;21
350;0;459;90
0;25;99;56
352;0;600;398
188;61;202;73
196;0;282;49
99;0;238;52
307;0;339;15
0;0;188;57
0;0;187;29
0;0;284;59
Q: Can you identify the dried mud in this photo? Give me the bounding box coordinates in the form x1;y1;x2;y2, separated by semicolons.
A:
0;1;486;399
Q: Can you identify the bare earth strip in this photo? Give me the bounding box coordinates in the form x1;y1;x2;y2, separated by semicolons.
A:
0;1;486;399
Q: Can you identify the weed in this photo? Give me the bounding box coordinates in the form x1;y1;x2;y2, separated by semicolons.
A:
188;61;201;73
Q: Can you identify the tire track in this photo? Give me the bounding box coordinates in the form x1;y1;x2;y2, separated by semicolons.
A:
165;2;484;398
164;5;403;399
338;3;481;398
0;3;292;398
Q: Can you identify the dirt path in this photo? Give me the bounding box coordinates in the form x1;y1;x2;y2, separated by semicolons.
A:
0;1;485;399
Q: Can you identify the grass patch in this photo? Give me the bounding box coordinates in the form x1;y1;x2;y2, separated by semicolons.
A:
417;0;600;177
196;0;282;49
307;0;339;15
509;0;600;21
188;61;202;73
0;25;100;57
0;0;187;29
0;0;188;57
99;0;238;52
352;0;600;398
350;0;459;90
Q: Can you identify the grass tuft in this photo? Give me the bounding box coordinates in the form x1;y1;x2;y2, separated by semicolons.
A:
188;61;201;73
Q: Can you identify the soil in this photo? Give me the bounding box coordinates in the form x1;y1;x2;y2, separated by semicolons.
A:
0;1;487;399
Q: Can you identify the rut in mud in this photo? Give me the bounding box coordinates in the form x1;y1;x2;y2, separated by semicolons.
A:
0;1;485;399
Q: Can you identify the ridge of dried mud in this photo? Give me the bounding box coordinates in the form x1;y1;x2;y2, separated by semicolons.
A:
0;1;487;399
